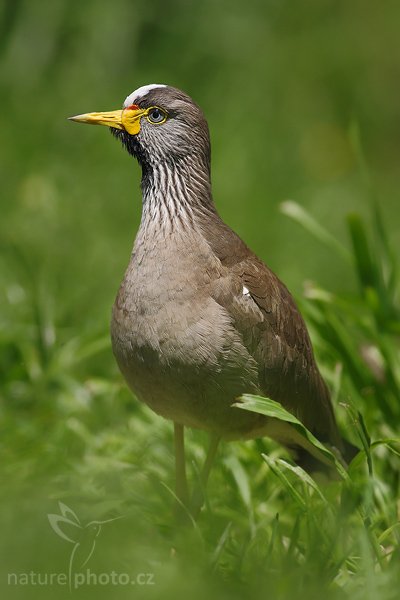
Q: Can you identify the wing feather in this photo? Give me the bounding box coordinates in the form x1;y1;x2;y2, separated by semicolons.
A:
203;217;342;448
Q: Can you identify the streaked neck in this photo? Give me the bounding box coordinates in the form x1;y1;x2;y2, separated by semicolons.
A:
139;154;216;232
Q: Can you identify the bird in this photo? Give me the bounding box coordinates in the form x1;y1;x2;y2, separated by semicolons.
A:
69;84;356;512
48;502;120;589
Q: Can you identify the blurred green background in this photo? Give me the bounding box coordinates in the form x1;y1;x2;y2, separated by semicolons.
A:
2;0;400;309
1;1;400;599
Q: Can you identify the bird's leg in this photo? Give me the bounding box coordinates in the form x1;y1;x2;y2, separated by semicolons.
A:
174;422;189;509
200;433;220;488
191;433;220;519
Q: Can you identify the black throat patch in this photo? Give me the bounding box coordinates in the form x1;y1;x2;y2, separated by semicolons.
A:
110;129;146;163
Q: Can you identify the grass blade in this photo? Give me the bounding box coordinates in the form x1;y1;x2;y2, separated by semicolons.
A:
235;394;348;479
280;200;350;262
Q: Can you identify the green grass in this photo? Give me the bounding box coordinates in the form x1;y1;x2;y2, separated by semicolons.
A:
1;198;400;600
2;2;400;598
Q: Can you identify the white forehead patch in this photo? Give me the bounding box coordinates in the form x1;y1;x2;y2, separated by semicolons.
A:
123;84;167;107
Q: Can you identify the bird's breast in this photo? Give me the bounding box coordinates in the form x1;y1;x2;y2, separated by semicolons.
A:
111;239;229;370
109;228;261;433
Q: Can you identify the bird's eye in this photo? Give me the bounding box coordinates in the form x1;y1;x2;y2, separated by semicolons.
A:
147;107;167;124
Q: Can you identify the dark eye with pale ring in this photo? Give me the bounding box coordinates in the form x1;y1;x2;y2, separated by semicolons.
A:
147;107;167;124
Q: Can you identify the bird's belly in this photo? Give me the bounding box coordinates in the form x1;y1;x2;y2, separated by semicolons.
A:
111;289;264;438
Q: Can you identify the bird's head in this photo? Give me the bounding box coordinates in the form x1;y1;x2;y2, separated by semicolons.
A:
69;84;211;169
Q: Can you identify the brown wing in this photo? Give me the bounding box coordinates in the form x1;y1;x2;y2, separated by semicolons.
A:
202;214;342;449
238;257;341;446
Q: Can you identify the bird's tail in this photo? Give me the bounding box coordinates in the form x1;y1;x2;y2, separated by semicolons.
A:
295;435;359;476
341;436;359;465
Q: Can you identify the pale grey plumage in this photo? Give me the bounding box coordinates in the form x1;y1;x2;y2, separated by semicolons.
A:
107;85;357;466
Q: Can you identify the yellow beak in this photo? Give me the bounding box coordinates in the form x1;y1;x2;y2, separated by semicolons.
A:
68;106;146;135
